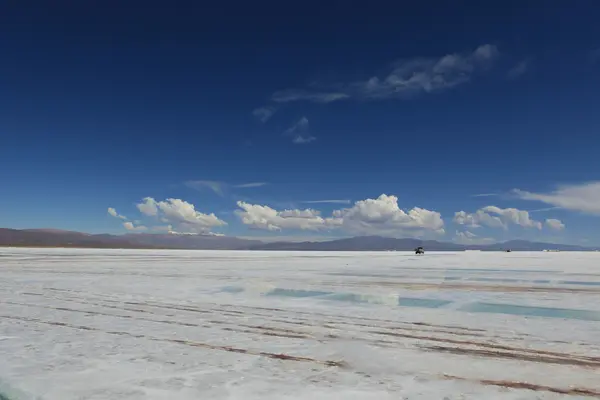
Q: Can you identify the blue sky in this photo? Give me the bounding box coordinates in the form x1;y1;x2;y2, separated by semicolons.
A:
2;1;600;244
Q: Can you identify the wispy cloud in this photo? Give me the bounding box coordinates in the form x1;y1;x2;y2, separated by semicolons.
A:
292;135;316;144
272;90;349;104
269;44;499;105
528;206;561;213
507;58;531;80
284;116;315;144
185;180;269;195
302;199;351;204
514;182;600;215
233;182;269;188
185;180;226;196
252;106;277;122
471;193;499;198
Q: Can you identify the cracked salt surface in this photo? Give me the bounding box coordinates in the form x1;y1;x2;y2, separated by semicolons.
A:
1;248;600;399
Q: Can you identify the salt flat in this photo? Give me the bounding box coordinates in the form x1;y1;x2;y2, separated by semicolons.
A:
1;248;600;399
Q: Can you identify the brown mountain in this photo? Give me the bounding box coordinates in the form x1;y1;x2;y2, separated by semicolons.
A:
0;228;593;251
0;228;155;249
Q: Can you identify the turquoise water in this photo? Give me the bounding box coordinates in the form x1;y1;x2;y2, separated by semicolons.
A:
559;280;600;286
266;288;331;298
222;286;600;320
264;288;451;309
397;297;452;308
461;302;600;321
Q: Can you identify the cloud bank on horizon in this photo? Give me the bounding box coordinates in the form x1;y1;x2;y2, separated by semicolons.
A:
104;181;600;242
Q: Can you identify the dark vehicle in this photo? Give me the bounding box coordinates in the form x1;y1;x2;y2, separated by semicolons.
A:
415;246;424;255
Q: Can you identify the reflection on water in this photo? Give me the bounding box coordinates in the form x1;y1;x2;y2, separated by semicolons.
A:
460;302;600;321
264;288;451;309
221;285;600;321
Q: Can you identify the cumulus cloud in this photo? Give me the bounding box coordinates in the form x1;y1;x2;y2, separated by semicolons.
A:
333;195;444;234
123;221;148;232
284;116;315;144
270;44;498;104
514;182;600;215
235;202;335;231
137;197;159;216
236;194;444;236
134;197;227;234
107;207;127;220
545;218;565;231
252;106;277;122
454;206;542;230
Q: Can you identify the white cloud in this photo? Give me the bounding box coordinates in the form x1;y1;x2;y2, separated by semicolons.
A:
236;194;444;236
545;218;565;231
150;225;173;233
529;207;561;213
454;230;495;244
514;182;600;215
453;210;504;229
123;221;148;232
471;193;498;197
134;197;227;234
235;202;335;231
333;195;444;234
252;106;277;122
284;116;315;144
483;206;542;229
507;59;530;79
454;206;542;230
107;207;127;220
156;198;226;232
460;230;477;239
137;197;159;216
270;44;498;104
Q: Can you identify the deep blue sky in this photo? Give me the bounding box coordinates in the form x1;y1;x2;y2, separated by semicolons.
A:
2;1;600;244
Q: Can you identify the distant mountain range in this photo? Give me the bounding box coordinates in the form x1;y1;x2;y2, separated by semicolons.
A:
0;228;594;251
